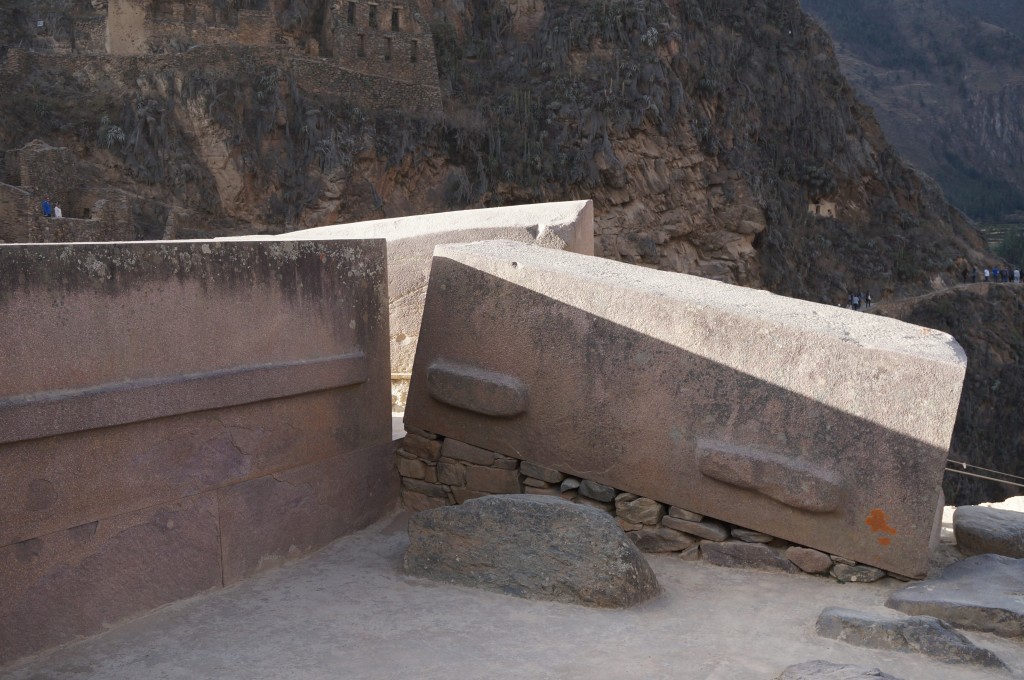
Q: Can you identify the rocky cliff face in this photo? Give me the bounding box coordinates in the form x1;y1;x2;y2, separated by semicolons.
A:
0;0;990;298
801;0;1024;224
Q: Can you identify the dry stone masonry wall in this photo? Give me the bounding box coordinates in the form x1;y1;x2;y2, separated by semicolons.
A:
396;429;896;583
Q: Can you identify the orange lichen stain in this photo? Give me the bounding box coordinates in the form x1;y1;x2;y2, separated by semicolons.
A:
877;537;892;546
865;509;897;536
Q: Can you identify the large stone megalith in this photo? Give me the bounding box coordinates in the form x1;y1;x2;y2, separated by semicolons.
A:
404;240;967;578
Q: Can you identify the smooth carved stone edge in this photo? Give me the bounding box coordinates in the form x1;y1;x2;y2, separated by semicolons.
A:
0;352;368;444
696;439;843;513
426;359;528;417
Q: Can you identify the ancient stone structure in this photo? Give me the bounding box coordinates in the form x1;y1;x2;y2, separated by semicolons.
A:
0;239;395;665
322;0;438;86
240;201;594;408
403;240;967;577
0;140;133;243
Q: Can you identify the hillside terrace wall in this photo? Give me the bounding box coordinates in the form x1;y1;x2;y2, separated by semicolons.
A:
4;46;441;115
403;240;968;578
0;239;396;666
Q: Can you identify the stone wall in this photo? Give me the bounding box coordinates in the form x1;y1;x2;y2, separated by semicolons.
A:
0;184;32;243
0;239;397;666
0;141;135;242
322;0;439;87
397;429;904;582
236;200;594;407
403;240;967;578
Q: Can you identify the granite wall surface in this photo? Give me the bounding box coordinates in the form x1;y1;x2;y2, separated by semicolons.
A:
0;239;397;666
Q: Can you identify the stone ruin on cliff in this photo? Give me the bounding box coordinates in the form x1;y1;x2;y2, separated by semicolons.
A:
0;200;968;667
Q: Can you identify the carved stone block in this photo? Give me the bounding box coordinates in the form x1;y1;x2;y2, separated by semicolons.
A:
404;241;967;577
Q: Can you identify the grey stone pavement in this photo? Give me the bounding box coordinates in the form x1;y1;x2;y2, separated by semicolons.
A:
4;510;1022;680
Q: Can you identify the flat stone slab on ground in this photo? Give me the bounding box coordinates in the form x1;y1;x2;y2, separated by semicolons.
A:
776;660;902;679
815;607;1005;668
702;540;800;573
403;495;659;608
953;505;1024;558
885;553;1024;637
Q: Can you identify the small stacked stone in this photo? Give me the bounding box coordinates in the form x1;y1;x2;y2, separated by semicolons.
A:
394;430;900;582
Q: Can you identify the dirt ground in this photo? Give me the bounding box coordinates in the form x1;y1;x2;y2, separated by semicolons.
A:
4;510;1021;680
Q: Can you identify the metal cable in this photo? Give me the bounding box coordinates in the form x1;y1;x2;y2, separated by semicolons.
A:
944;466;1024;489
946;458;1024;482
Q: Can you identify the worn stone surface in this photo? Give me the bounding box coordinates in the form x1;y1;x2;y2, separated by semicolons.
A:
886;554;1024;637
520;461;565;483
524;485;562;497
628;527;697;553
274;201;594;401
662;516;730;541
465;465;522;494
560;477;581;492
579;479;617;502
832;564;886;583
441;438;497;466
404;241;966;577
776;660;902;679
702;540;801;573
402;490;449;512
397;457;427;479
669;506;704;522
786;547;834;574
576;496;615;513
400;433;442;461
615;496;665;525
403;495;659;607
523;478;556;489
402;478;449;498
953;505;1024;558
452;488;488;504
0;240;396;666
0;494;222;666
815;607;1006;669
1;240;392;549
436;460;465;486
732;527;774;543
219;444;396;584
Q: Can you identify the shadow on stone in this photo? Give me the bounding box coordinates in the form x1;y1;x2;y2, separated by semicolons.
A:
403;494;660;608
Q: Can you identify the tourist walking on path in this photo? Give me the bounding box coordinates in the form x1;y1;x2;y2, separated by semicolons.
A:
984;268;991;282
41;198;51;217
973;268;979;283
53;204;62;218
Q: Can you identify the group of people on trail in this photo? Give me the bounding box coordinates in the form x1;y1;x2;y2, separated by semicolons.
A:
848;291;872;311
40;198;62;218
964;266;1021;284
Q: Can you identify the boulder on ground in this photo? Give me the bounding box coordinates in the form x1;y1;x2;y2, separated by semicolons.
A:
886;553;1024;637
815;607;1005;668
953;505;1024;558
403;494;660;608
776;660;902;679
